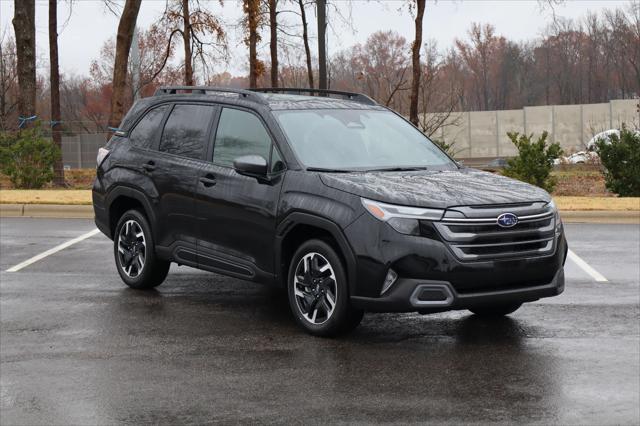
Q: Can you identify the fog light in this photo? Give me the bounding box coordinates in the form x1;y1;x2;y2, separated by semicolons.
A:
381;269;398;295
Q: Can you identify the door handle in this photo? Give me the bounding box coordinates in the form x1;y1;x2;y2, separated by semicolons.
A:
142;161;156;172
199;174;216;187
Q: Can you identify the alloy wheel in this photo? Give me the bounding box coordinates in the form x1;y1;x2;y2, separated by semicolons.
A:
293;252;338;325
117;219;146;278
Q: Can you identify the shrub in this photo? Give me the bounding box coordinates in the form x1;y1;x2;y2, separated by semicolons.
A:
503;131;563;192
0;126;60;189
594;126;640;196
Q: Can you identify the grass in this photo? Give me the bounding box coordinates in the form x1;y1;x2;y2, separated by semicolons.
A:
554;196;639;211
0;189;92;205
1;189;638;211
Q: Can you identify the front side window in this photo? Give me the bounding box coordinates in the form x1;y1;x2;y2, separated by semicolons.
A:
159;104;214;160
213;108;272;167
273;109;456;171
128;105;169;149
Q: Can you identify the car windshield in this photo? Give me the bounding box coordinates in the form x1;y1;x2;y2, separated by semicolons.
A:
273;109;457;171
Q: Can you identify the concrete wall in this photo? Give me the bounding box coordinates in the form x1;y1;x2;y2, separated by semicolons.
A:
428;99;639;159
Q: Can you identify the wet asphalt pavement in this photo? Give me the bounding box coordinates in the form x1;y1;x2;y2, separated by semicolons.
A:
0;218;638;425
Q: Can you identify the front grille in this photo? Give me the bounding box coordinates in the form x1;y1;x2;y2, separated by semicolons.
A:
433;203;556;261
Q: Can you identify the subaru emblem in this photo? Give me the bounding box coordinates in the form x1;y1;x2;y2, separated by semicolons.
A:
497;212;518;228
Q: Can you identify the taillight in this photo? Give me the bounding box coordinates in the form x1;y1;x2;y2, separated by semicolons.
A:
97;147;110;167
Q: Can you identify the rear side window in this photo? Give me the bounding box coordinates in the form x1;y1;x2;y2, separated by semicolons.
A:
128;105;169;149
159;104;215;160
213;108;272;167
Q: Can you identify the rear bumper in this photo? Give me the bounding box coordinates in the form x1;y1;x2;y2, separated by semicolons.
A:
351;268;565;313
92;184;111;239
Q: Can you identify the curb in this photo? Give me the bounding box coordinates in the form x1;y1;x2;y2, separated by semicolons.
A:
2;203;639;224
560;210;639;224
1;203;94;219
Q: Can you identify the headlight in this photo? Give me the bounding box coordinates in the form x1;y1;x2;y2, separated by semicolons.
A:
547;199;562;236
361;198;444;235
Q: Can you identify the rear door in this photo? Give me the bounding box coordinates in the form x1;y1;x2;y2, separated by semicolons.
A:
150;103;217;253
195;106;286;279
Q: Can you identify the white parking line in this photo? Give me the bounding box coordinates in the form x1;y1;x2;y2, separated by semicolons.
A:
567;249;608;282
5;228;101;272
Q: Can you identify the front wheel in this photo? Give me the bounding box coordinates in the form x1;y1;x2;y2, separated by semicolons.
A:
114;209;170;290
287;239;363;337
469;303;522;318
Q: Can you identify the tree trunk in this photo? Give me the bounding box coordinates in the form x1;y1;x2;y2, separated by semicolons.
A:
298;0;314;88
12;0;36;123
182;0;193;86
0;39;7;129
269;0;278;87
317;0;327;90
409;0;425;126
247;0;259;88
108;0;142;130
49;0;64;186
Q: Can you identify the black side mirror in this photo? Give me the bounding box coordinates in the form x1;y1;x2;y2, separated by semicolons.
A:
233;155;268;180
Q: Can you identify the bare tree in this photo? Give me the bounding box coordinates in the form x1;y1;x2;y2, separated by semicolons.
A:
317;0;327;89
297;0;314;88
0;34;19;130
49;0;64;185
418;42;461;137
108;0;142;130
160;0;226;86
182;0;194;85
12;0;36;124
409;0;425;125
244;0;262;88
269;0;279;87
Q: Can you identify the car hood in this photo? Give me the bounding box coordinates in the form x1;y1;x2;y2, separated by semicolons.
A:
319;168;550;209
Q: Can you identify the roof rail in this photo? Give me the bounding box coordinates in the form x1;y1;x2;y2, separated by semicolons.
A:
250;88;377;106
153;86;268;105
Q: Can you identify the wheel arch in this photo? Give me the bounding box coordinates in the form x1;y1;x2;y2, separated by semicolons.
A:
106;187;157;239
276;212;357;293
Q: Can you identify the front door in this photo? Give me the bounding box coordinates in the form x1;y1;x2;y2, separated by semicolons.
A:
195;106;286;279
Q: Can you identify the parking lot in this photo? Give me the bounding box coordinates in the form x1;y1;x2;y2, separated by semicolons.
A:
1;217;639;425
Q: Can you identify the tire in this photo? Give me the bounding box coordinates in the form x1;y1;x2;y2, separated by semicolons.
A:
113;209;170;290
469;303;522;318
287;239;363;337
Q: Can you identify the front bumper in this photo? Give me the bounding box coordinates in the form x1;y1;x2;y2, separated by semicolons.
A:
344;211;568;313
351;268;564;313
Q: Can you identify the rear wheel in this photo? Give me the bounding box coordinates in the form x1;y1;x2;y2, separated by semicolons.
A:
114;209;169;289
469;303;522;317
287;239;363;337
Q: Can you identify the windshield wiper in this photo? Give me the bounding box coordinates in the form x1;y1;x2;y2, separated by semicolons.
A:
306;167;355;173
364;166;429;172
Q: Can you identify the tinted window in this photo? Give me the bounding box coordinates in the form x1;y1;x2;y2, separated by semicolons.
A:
129;105;168;149
213;108;272;167
159;104;214;160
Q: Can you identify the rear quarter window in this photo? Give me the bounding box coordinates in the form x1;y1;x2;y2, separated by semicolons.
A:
128;105;169;149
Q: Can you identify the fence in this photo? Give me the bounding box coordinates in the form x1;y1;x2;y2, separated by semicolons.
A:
61;133;108;169
427;99;639;159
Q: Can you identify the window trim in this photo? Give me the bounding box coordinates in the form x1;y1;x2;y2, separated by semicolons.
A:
210;105;287;174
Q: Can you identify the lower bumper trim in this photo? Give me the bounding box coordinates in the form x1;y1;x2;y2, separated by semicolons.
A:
351;268;565;313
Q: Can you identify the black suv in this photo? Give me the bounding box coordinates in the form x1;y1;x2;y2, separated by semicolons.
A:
93;87;567;336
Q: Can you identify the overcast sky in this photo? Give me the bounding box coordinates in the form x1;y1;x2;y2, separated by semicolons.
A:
0;0;632;78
